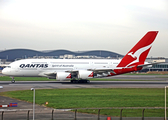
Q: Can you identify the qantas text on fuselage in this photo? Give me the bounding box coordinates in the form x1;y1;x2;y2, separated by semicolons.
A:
2;31;159;83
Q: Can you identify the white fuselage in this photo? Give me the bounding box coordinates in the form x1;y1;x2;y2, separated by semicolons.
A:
2;59;121;77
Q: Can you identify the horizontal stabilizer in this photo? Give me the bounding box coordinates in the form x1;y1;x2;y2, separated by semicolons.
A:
137;62;166;68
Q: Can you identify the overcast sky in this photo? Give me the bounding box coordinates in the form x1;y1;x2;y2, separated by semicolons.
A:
0;0;168;57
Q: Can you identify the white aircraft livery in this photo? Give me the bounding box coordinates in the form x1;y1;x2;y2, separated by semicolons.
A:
2;31;159;83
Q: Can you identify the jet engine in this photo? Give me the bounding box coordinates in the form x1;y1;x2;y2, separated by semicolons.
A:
56;72;71;81
78;70;94;79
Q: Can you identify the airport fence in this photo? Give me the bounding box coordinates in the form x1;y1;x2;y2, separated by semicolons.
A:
0;107;167;120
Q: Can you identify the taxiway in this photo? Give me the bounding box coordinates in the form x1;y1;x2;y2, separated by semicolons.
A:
0;75;168;92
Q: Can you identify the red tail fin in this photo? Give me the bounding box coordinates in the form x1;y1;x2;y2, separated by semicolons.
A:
117;31;158;67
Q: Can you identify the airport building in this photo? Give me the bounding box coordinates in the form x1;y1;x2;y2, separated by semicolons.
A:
140;58;168;72
140;63;168;72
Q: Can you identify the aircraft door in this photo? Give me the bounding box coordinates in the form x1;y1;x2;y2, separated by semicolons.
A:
109;62;113;68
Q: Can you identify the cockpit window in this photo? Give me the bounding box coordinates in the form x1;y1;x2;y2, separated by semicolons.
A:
4;66;11;68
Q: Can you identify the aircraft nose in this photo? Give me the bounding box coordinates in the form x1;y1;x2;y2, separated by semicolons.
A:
2;68;8;75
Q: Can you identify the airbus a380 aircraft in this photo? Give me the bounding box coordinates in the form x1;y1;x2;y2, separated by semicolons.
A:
2;31;159;83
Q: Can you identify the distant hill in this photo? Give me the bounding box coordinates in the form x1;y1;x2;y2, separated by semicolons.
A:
0;49;123;61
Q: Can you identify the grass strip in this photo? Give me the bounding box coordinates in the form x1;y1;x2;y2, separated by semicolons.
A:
76;109;165;117
126;73;168;75
0;76;163;81
0;88;167;117
0;76;52;81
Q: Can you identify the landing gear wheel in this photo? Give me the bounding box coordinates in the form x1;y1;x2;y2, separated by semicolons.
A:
71;80;78;83
71;79;90;83
11;77;15;83
11;80;15;83
86;80;90;83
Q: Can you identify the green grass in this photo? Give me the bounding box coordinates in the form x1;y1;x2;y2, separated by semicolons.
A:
0;76;163;81
0;88;167;117
76;109;165;117
126;73;168;75
0;76;53;81
0;76;128;81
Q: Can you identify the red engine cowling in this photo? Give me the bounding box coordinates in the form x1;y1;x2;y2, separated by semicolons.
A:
56;72;71;81
78;70;94;79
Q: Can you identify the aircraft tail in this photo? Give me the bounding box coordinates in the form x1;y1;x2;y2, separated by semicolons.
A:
117;31;158;68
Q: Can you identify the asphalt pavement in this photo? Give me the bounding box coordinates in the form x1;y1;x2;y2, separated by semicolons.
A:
1;74;168;120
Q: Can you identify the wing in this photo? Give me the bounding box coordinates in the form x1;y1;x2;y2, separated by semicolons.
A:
87;68;116;74
44;68;116;79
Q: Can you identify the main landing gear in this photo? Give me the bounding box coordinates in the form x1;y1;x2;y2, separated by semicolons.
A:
71;79;90;83
11;77;15;83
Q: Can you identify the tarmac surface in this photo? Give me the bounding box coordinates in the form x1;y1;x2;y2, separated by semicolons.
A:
1;75;168;92
1;74;168;120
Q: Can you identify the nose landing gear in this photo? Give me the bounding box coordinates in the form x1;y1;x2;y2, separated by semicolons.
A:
11;77;15;83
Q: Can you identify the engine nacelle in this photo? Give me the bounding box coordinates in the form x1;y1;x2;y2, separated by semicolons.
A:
56;72;71;81
78;70;94;79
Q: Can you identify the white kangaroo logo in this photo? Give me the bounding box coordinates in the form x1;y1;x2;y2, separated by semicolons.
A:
126;44;152;67
128;52;137;59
